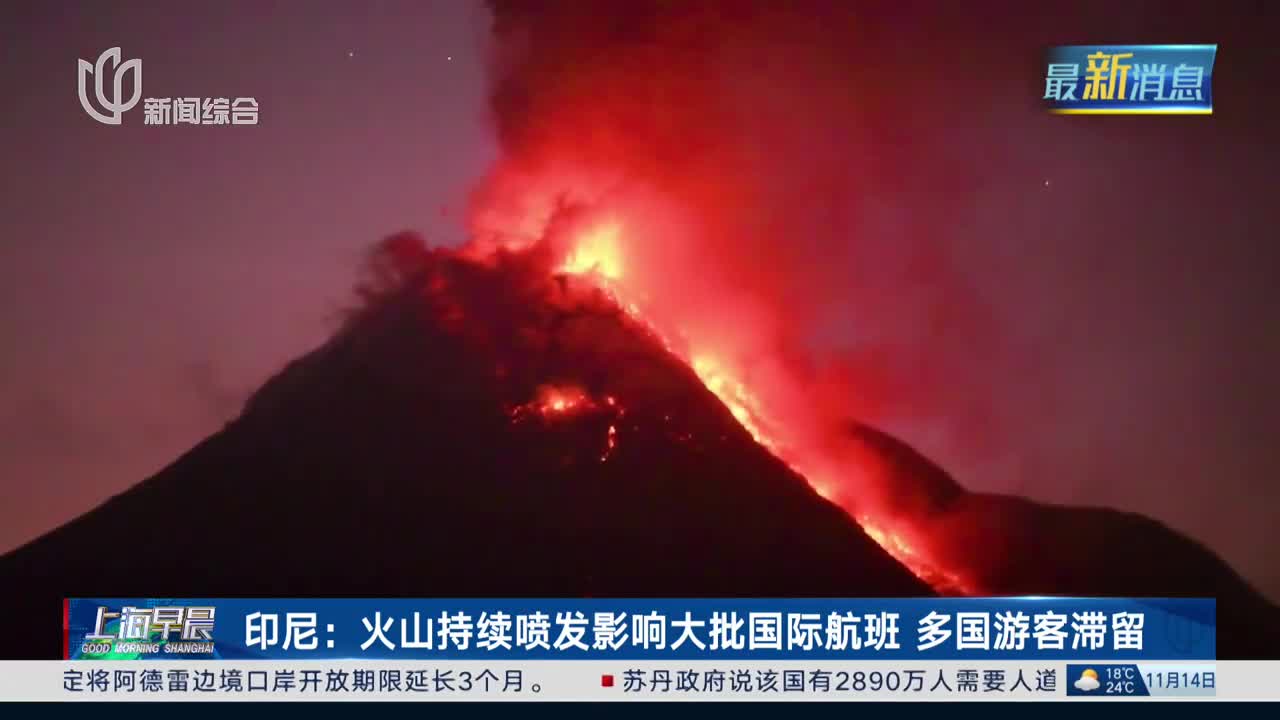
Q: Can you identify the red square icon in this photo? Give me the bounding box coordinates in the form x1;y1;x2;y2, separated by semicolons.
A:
601;674;615;688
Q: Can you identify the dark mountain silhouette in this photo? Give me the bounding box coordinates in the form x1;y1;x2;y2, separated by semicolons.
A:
845;422;1280;658
0;234;929;659
2;232;1276;659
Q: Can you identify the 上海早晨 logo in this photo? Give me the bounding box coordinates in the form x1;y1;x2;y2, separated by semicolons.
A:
1043;44;1216;115
77;47;259;126
77;605;217;658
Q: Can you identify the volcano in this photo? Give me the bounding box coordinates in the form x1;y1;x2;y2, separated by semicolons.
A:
0;233;929;659
1;232;1276;659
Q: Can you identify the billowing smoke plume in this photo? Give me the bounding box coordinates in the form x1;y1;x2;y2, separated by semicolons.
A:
466;1;988;532
464;0;1280;596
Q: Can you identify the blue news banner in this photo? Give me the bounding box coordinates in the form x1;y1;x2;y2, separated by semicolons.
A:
66;598;1214;662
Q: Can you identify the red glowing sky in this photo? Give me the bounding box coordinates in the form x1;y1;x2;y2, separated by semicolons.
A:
1;1;1278;597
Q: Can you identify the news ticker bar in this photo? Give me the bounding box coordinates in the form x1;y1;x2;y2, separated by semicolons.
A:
6;661;1278;702
65;597;1216;661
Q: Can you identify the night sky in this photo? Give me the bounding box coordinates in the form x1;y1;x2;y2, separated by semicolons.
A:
2;1;1278;598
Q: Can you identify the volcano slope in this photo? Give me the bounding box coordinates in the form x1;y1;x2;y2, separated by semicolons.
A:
845;422;1280;658
0;234;930;659
3;234;1277;659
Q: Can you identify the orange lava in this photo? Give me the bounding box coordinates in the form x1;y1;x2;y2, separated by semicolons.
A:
858;518;967;595
510;385;594;420
559;221;624;281
510;385;627;465
546;220;968;594
601;423;618;462
690;355;777;452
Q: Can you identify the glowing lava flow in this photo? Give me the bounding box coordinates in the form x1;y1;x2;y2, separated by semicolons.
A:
509;385;627;466
859;517;968;594
550;220;968;594
509;384;594;420
602;424;618;462
690;355;776;452
560;221;623;280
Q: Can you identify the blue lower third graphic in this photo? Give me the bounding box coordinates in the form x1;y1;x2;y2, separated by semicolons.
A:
65;598;1216;662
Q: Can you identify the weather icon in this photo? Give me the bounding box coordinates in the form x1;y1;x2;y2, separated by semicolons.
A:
1074;668;1100;692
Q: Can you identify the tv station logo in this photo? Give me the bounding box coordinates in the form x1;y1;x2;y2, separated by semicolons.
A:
1043;44;1217;114
79;606;216;657
78;47;260;126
